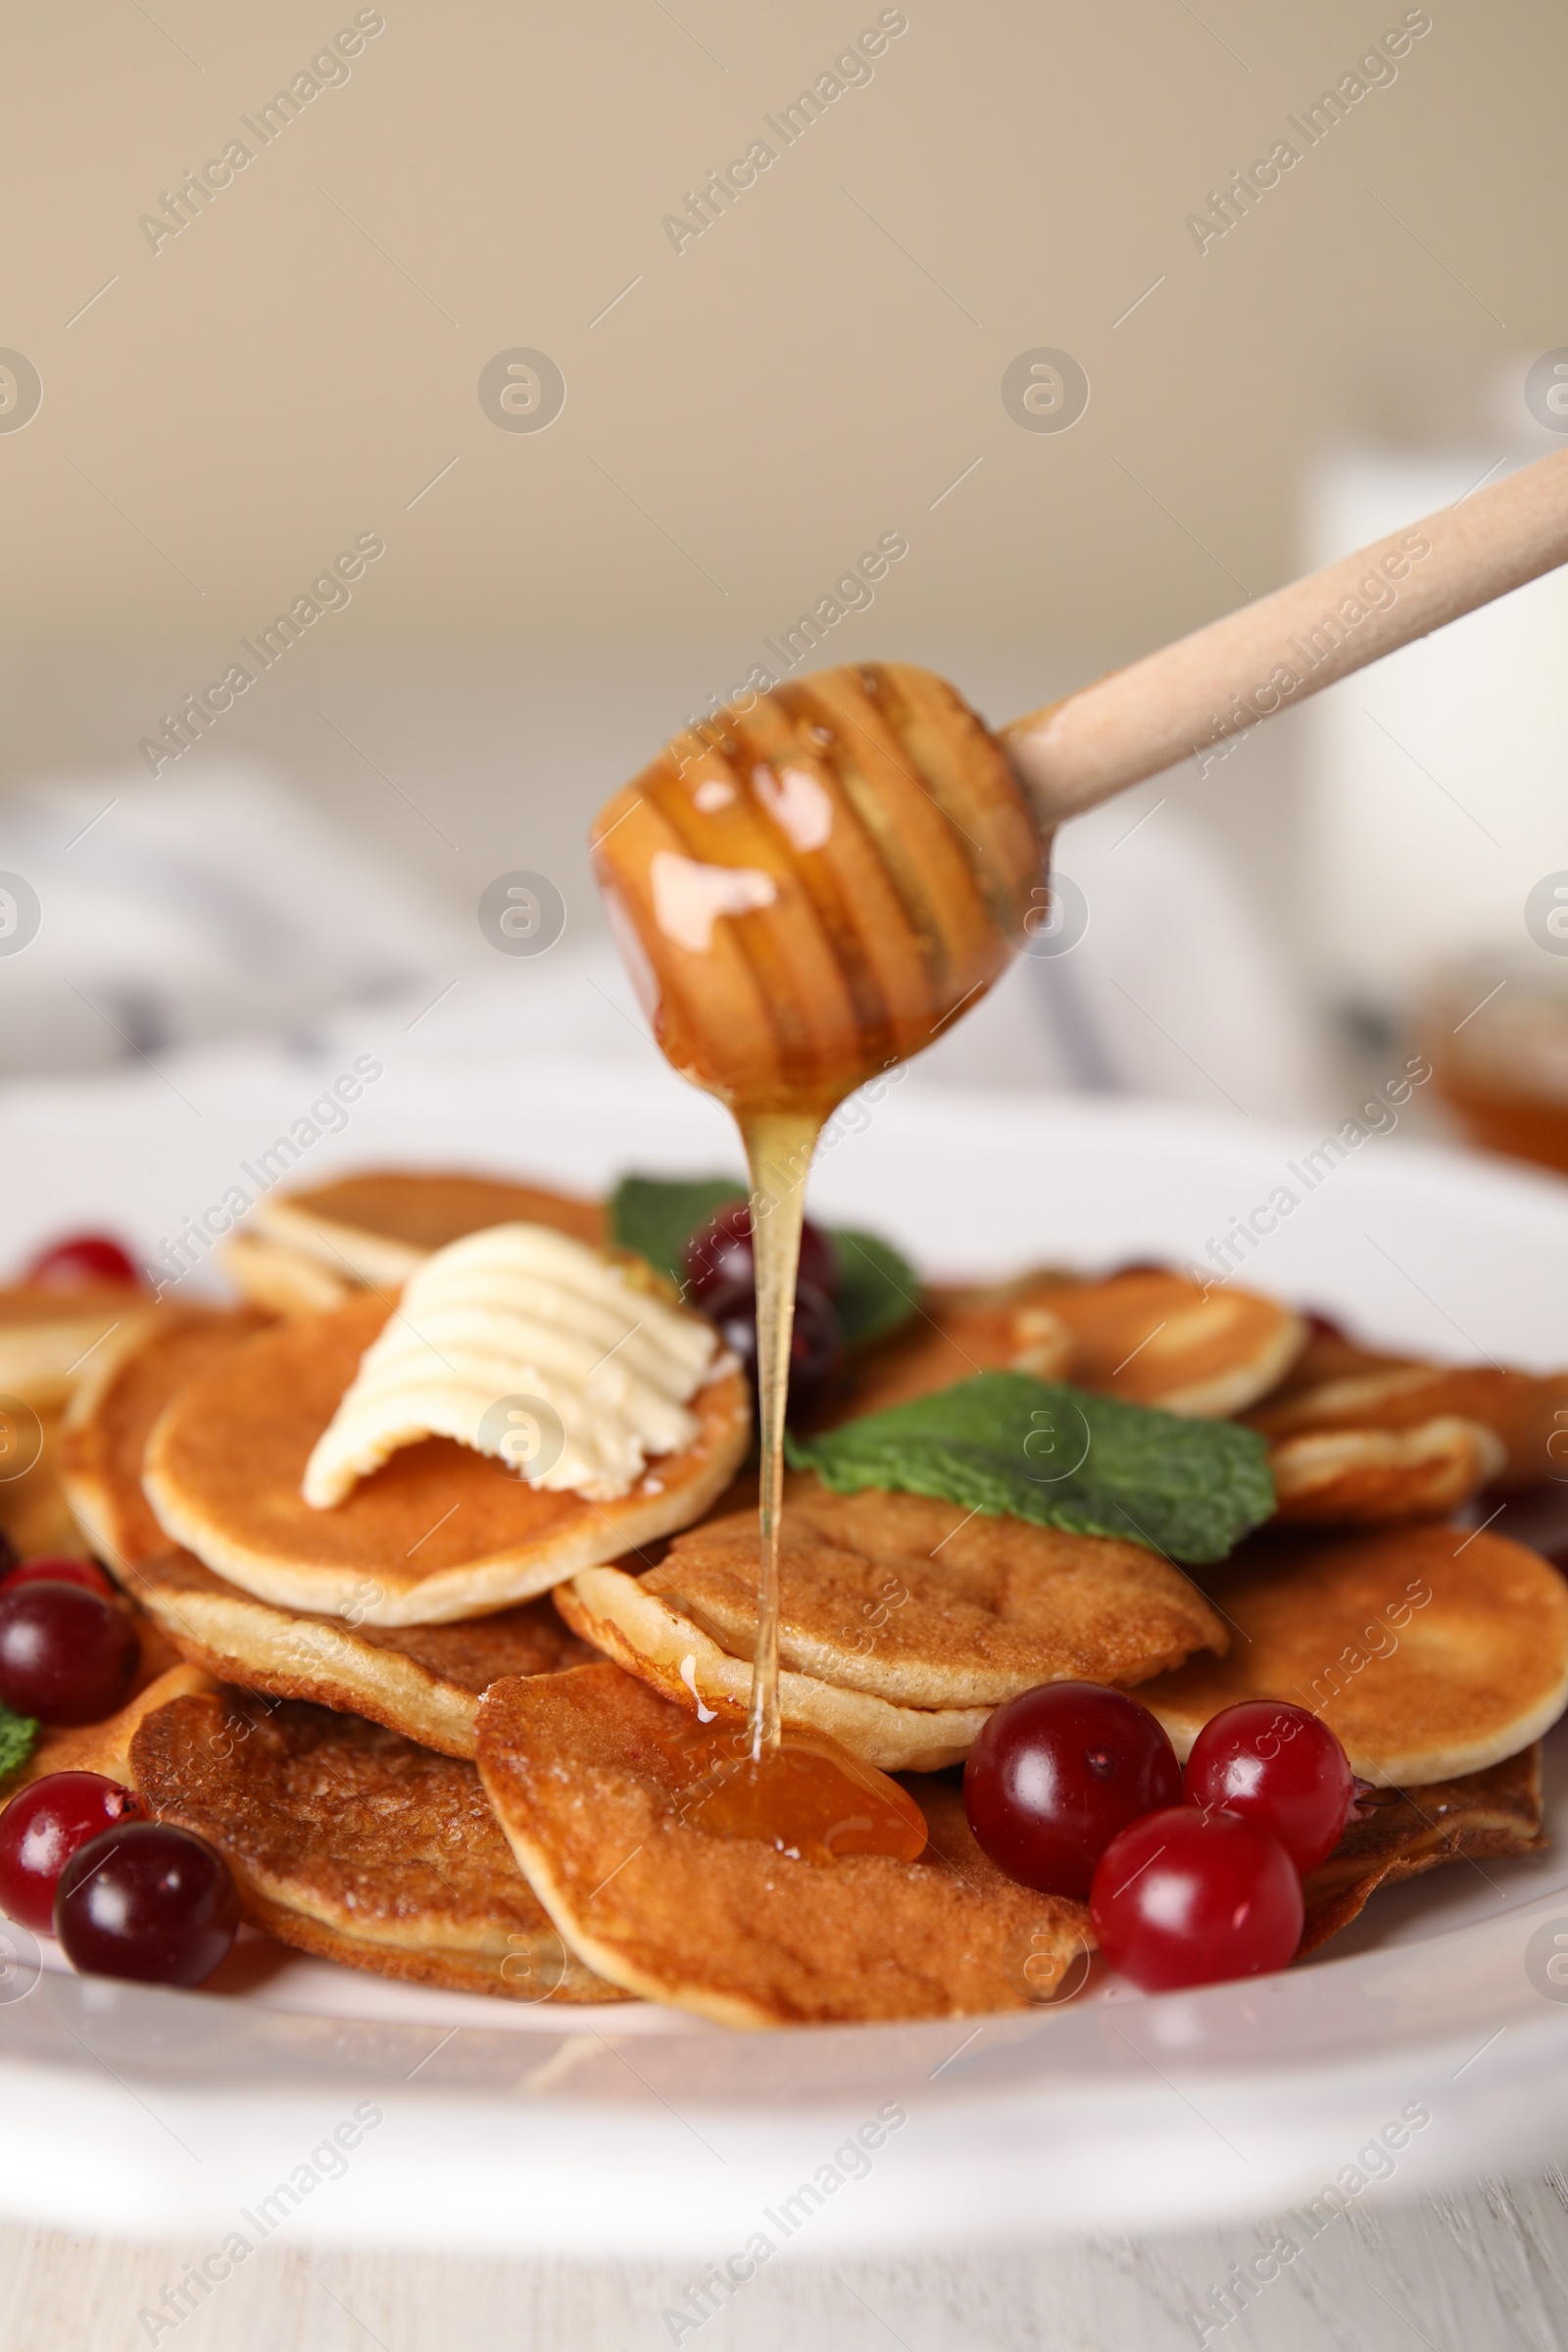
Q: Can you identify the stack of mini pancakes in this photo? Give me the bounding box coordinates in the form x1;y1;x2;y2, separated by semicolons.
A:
6;1167;1562;2028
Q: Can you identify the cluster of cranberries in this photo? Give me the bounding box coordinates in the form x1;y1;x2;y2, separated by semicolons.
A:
0;1538;237;1991
683;1203;845;1419
964;1684;1357;1991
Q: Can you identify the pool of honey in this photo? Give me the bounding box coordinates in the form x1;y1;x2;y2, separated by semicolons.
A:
653;1711;928;1867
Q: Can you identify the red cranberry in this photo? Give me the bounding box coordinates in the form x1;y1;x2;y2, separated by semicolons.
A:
1185;1700;1355;1873
0;1557;117;1602
0;1772;146;1933
964;1683;1182;1898
55;1822;238;1986
24;1234;142;1291
0;1583;138;1725
1090;1807;1303;1990
683;1200;839;1303
704;1278;845;1419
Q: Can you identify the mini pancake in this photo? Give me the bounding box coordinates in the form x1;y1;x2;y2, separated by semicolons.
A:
1250;1362;1568;1490
0;1398;83;1561
476;1662;1092;2027
0;1281;155;1411
249;1168;606;1288
122;1547;592;1760
559;1566;986;1773
58;1303;595;1747
143;1293;751;1626
1258;1322;1419;1407
1137;1525;1568;1786
1298;1744;1544;1957
130;1687;625;2004
557;1475;1227;1770
1267;1417;1506;1524
1039;1269;1307;1418
218;1230;351;1318
832;1275;1073;1423
60;1303;273;1571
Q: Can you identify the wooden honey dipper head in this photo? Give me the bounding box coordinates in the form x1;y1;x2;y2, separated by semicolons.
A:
592;449;1568;1114
590;662;1046;1120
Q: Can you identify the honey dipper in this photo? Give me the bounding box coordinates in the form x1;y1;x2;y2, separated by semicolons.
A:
592;445;1568;1116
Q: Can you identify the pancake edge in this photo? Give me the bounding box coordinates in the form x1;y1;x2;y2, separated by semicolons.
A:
139;1365;752;1627
231;1886;631;2003
1148;1661;1568;1788
1150;1307;1308;1419
123;1560;482;1759
557;1566;988;1772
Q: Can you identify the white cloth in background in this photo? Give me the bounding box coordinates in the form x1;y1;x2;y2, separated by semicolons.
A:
0;765;468;1078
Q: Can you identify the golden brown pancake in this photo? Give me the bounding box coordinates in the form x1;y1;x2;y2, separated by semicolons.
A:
476;1662;1092;2026
122;1547;592;1760
1267;1418;1505;1524
1250;1361;1568;1491
1138;1525;1568;1785
217;1230;351;1318
1258;1323;1419;1406
558;1476;1226;1771
57;1302;598;1749
1298;1745;1544;1956
838;1269;1304;1423
0;1398;83;1560
559;1566;987;1772
130;1688;624;2003
250;1168;606;1287
1041;1269;1307;1417
635;1478;1226;1705
831;1276;1073;1423
143;1293;751;1625
0;1281;155;1411
60;1303;273;1571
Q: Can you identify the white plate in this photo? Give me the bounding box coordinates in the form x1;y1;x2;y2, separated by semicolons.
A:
3;1051;1568;2253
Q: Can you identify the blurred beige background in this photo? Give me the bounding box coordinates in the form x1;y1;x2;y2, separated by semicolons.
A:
1;0;1564;1085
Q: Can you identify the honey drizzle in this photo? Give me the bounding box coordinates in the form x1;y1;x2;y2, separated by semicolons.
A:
590;660;1047;1847
740;1106;821;1757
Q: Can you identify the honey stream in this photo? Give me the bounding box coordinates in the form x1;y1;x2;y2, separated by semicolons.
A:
590;661;1048;1856
739;1108;819;1760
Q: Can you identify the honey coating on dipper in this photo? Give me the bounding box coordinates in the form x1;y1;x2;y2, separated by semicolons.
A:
592;662;1044;1117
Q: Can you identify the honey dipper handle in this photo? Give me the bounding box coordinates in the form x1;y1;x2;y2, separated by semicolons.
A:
1003;445;1568;825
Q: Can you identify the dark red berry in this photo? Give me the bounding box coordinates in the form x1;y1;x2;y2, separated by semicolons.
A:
683;1200;839;1304
0;1583;138;1725
54;1821;238;1987
24;1234;142;1291
1090;1807;1303;1990
0;1772;146;1933
1184;1700;1355;1873
703;1278;845;1419
963;1682;1182;1898
0;1556;117;1601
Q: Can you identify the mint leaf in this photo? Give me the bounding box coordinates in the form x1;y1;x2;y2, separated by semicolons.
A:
787;1370;1275;1565
829;1229;920;1348
609;1174;919;1350
0;1700;37;1788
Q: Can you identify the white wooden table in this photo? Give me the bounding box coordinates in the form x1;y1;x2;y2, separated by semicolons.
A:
8;2168;1568;2352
